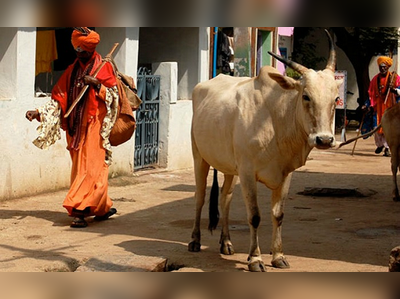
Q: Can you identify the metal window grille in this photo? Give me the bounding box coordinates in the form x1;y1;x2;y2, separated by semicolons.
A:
134;68;160;169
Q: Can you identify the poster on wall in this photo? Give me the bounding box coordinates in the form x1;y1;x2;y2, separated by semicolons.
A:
335;70;347;109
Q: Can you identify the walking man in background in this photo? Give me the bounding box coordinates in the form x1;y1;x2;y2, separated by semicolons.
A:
365;56;400;157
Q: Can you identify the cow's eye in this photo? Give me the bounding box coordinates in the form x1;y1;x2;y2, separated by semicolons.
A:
302;95;310;101
335;97;340;103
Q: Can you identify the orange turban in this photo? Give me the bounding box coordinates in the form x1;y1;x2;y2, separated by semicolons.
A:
377;56;393;67
71;28;100;52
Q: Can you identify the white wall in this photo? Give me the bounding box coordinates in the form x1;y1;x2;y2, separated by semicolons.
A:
97;27;140;177
153;62;194;171
0;28;71;201
142;28;209;171
0;28;17;100
309;29;359;110
138;27;200;101
198;27;210;83
0;27;139;201
167;101;193;170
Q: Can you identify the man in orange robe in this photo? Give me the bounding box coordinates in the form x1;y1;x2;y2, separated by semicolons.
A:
367;56;400;157
26;28;118;228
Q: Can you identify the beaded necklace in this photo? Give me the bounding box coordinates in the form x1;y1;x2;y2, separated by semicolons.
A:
67;59;95;146
378;71;390;96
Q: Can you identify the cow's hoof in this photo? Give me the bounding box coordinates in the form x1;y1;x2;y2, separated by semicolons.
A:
389;246;400;272
188;241;201;252
220;242;235;255
271;256;290;269
248;261;266;272
392;189;400;201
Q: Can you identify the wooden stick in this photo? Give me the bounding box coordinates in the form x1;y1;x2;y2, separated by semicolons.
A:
338;124;381;149
64;43;119;118
384;66;398;105
351;112;366;156
384;72;393;105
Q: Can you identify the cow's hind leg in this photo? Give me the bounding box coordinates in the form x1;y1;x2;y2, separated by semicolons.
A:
219;174;238;255
188;155;210;252
270;173;292;269
391;145;400;202
239;173;265;272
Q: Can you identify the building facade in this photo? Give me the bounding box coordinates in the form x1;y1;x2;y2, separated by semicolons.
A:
1;27;291;201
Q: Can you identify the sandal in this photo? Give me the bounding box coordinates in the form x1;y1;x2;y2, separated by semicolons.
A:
375;146;384;154
70;217;88;228
94;208;117;221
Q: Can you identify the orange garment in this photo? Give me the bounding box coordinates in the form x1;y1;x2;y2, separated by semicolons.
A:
377;56;393;67
52;51;116;128
71;28;100;52
35;30;58;76
63;102;112;217
51;51;117;217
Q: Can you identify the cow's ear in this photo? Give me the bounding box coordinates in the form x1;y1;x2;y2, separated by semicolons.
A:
268;72;297;90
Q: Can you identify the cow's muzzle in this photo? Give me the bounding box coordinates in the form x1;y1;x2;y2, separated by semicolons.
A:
314;134;335;149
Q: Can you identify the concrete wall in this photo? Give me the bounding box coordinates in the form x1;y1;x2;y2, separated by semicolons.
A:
0;27;139;201
310;29;359;110
0;28;69;201
167;100;193;169
0;28;17;100
138;27;200;100
153;62;194;170
141;28;210;171
198;27;210;83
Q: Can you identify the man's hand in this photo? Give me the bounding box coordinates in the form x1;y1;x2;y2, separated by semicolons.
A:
83;75;101;87
26;110;40;122
361;105;373;113
390;88;400;95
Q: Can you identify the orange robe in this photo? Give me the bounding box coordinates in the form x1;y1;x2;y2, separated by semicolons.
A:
51;52;117;217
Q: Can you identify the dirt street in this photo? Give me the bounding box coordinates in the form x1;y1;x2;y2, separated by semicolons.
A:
0;131;399;272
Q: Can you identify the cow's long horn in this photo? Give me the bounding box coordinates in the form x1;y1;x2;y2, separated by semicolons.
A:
268;51;308;75
324;29;336;73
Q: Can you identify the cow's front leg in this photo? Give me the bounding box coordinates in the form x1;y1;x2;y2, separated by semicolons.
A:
239;173;265;272
219;175;238;255
270;173;292;269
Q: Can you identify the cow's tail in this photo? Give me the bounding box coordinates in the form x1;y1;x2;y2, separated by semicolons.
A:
208;168;219;233
338;124;381;149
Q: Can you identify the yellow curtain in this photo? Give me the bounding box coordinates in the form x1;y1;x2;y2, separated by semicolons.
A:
35;30;58;76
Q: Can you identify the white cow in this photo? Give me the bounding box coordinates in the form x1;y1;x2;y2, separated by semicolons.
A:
188;30;342;271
